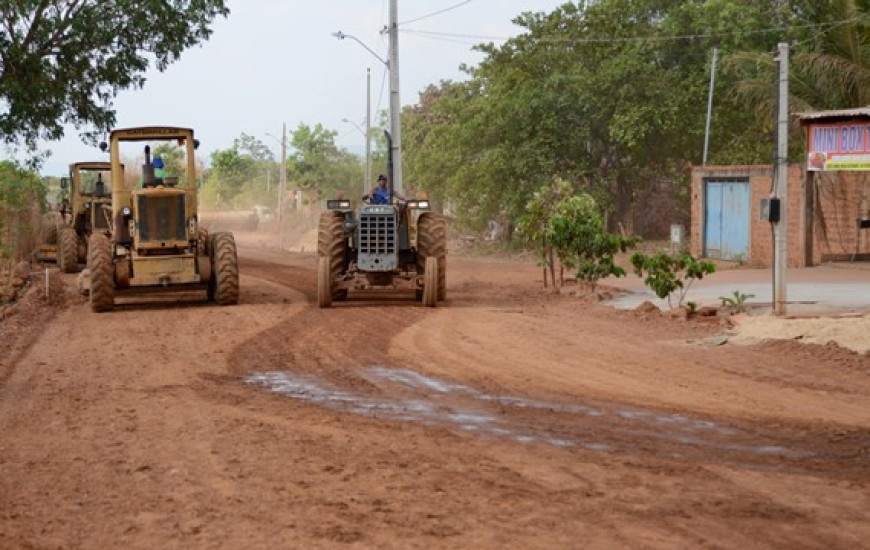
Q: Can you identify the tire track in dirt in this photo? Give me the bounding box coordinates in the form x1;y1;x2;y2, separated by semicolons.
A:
227;257;870;481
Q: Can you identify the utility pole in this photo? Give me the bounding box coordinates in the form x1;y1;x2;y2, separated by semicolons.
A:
703;47;717;165
774;42;789;316
388;0;403;194
365;67;372;193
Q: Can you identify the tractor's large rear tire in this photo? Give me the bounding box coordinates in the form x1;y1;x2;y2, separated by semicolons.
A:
58;224;79;273
209;232;239;305
317;256;333;308
317;211;347;302
421;256;438;307
88;233;114;312
417;213;447;301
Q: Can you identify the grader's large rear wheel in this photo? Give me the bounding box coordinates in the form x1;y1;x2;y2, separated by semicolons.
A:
421;256;438;307
209;232;239;305
88;233;114;312
417;213;447;301
58;224;79;273
317;211;347;302
317;256;332;308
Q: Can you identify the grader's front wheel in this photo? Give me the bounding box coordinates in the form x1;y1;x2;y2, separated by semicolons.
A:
88;233;114;312
421;256;438;307
58;224;79;273
317;256;333;308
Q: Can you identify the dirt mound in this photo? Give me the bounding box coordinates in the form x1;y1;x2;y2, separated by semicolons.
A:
728;313;870;354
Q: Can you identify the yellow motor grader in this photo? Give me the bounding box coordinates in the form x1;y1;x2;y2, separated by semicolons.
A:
55;162;114;273
86;126;239;312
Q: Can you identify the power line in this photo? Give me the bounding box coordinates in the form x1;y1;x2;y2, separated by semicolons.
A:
399;16;864;46
399;0;472;26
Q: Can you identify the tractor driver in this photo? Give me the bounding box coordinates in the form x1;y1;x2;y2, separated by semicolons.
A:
152;157;165;185
365;174;404;205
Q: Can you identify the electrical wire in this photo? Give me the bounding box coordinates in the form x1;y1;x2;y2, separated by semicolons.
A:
399;16;864;46
399;0;472;26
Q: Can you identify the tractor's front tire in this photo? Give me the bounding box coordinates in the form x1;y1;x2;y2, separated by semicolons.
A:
209;232;239;305
88;233;114;312
317;211;347;302
421;256;438;307
317;256;333;308
58;225;79;273
417;213;447;301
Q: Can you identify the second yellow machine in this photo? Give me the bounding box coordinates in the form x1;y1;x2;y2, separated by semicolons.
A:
87;126;239;311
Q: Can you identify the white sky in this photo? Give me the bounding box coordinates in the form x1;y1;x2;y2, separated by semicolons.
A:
34;0;566;176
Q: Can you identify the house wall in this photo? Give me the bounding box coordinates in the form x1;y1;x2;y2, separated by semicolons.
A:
690;165;870;267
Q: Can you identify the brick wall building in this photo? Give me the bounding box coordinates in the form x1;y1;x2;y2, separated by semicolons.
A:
690;164;870;268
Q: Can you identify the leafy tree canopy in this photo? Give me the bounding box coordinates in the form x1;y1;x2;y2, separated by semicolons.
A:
0;0;229;155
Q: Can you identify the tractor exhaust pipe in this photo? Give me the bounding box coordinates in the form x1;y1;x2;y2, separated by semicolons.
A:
384;130;394;199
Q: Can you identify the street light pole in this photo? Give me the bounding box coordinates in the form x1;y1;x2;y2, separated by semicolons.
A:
280;122;287;249
366;67;371;193
333;5;403;194
341;68;372;193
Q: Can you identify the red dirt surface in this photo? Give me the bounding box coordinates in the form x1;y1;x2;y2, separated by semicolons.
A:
1;244;868;549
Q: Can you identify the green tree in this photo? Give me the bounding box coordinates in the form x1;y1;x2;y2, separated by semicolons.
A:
400;0;802;234
547;194;638;290
287;123;365;200
0;1;229;154
722;0;870;162
517;178;574;288
235;133;273;163
205;147;256;207
0;161;46;259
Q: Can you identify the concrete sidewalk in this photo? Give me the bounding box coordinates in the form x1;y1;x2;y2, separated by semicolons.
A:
603;262;870;316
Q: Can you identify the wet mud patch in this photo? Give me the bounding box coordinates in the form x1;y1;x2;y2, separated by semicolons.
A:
245;365;869;476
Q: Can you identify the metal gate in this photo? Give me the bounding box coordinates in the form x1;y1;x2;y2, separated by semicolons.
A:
704;180;750;261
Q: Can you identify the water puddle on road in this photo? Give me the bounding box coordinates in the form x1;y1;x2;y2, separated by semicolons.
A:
245;367;805;460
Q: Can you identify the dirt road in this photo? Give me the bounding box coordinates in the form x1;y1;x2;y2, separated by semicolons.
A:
1;244;868;549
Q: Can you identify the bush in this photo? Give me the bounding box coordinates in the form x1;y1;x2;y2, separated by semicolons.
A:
630;251;716;309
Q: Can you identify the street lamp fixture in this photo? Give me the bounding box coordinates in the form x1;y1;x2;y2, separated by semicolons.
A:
333;15;402;194
341;118;365;137
331;31;388;67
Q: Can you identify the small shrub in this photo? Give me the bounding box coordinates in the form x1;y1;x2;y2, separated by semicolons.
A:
719;290;755;313
630;251;716;309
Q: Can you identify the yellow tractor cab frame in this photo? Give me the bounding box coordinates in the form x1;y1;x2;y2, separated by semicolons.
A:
68;161;114;235
55;161;115;272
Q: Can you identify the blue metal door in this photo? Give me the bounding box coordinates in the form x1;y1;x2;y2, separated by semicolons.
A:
704;181;750;260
